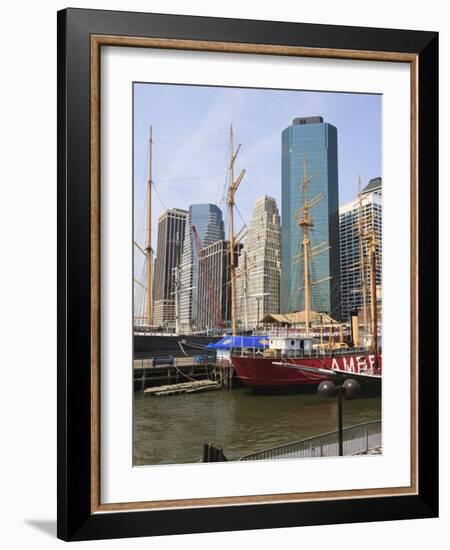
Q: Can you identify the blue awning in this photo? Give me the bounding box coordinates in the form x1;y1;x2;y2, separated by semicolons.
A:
206;336;269;350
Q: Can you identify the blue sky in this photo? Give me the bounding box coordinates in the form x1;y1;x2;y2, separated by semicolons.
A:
133;83;381;250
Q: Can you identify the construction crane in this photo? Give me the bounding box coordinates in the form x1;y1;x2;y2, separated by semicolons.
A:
191;224;223;328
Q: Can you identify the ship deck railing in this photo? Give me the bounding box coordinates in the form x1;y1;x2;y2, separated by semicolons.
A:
239;420;382;461
230;347;374;359
252;326;351;337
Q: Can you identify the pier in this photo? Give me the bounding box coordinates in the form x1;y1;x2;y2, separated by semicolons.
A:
134;357;233;392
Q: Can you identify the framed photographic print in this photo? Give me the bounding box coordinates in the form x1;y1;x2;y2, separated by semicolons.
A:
57;8;438;541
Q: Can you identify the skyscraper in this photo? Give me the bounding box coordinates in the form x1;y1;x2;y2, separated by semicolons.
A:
196;240;232;331
236;196;281;328
339;177;382;323
179;204;224;332
281;116;341;320
153;208;188;327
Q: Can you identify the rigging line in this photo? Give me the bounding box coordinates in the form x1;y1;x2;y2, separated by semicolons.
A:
177;341;189;357
133;242;147;286
309;262;326;312
184;252;226;326
239;146;270;197
133;167;148;237
133;142;150;216
231;204;253;212
152;180;168;211
218;156;230;207
238;169;258;204
133;286;144;321
234;204;247;229
172;362;197;382
164;191;224;203
135;262;148;316
134;251;146;285
154;141;229;148
154;174;223;183
134;136;149;181
135;184;148;239
152;141;189;203
181;341;211;351
197;256;229;301
309;229;330;239
216;148;231;206
190;289;222;329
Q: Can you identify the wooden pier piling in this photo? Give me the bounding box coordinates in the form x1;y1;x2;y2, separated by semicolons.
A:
202;443;227;462
134;358;234;392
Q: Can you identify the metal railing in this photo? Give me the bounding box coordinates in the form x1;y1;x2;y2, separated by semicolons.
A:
252;326;351;338
239;421;382;461
133;354;217;369
231;347;371;359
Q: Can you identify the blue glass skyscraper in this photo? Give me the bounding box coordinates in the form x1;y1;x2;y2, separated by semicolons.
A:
281;117;341;320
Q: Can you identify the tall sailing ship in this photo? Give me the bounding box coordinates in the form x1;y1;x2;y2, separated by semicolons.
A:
132;127;223;355
230;159;382;392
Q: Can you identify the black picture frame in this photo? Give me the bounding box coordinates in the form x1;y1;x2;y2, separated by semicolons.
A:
57;7;438;541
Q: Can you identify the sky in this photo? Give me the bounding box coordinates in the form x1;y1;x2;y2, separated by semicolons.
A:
133;82;381;251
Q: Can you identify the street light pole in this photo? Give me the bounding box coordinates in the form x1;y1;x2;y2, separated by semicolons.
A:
249;287;269;330
256;296;262;329
318;379;360;457
337;385;344;456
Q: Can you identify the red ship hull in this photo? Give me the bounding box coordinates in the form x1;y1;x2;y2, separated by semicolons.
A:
232;353;382;388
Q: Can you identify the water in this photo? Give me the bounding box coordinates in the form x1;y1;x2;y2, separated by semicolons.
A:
133;387;381;465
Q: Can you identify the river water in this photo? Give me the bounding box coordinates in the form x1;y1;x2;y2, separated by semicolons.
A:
133;387;381;465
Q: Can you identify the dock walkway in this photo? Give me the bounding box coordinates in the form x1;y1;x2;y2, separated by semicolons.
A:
240;421;382;460
144;379;221;396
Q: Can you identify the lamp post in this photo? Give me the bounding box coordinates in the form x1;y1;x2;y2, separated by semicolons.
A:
249;293;270;329
317;379;360;456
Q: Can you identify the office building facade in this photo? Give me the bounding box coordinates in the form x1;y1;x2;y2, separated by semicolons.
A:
339;177;382;323
236;196;281;328
153;208;188;327
281;116;341;320
179;204;224;332
196;240;232;331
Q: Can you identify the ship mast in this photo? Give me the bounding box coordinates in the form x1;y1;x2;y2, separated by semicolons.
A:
145;126;153;327
294;158;327;339
173;265;181;334
172;230;182;335
243;250;249;329
297;157;313;337
367;228;379;353
357;176;369;341
227;124;246;335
